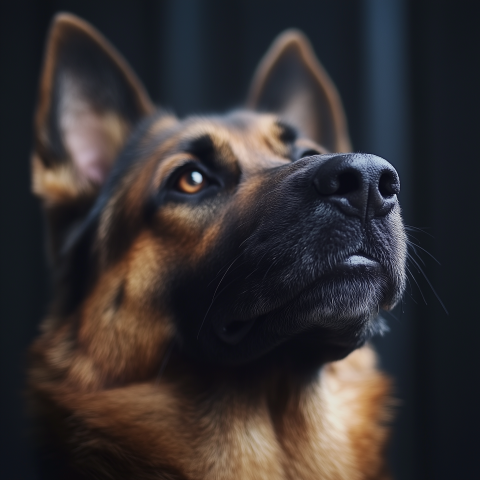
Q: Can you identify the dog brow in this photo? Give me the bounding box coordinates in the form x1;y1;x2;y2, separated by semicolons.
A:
179;132;237;170
182;134;215;157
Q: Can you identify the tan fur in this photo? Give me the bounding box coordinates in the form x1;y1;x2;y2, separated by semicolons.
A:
32;153;92;204
31;333;390;479
29;14;396;479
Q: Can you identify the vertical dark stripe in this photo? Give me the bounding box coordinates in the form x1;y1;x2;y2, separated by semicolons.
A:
362;2;415;479
0;1;52;478
161;0;205;115
409;2;480;479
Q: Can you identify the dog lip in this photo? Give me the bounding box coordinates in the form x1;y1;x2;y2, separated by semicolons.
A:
338;253;381;271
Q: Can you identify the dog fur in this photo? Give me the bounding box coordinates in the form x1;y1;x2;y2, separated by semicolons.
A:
29;13;406;479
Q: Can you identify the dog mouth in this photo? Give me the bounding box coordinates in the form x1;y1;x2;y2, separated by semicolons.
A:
215;252;384;345
337;253;381;272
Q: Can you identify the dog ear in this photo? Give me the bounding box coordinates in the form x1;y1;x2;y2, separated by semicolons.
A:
32;13;154;205
247;30;351;153
32;13;154;264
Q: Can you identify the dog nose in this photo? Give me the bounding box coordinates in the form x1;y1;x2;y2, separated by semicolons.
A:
312;153;400;220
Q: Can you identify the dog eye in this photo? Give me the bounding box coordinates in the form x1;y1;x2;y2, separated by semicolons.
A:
176;169;207;194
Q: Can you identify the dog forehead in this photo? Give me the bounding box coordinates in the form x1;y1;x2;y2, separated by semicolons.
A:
149;110;293;171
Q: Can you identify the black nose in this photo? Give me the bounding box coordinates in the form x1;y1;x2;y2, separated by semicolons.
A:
312;153;400;220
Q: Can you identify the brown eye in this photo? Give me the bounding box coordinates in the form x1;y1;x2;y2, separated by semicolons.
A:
176;169;206;194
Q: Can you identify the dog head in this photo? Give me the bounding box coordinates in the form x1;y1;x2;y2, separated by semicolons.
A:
32;14;406;385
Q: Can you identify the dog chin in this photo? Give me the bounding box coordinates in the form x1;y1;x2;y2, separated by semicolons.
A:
267;274;389;341
209;273;392;366
302;274;390;324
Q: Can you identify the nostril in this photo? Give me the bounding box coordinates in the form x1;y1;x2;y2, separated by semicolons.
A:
336;171;360;195
314;169;362;196
378;171;400;197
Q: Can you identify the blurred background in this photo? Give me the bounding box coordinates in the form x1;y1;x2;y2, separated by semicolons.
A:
1;1;479;479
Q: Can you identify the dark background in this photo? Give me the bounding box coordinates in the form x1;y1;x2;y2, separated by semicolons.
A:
1;1;479;479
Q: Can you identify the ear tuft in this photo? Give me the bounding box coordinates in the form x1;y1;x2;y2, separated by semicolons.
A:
247;29;351;153
34;13;154;200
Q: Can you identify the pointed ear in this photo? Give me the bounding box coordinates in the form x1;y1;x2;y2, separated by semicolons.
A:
247;30;351;153
33;13;154;204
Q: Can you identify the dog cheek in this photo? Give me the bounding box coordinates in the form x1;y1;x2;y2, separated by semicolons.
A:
75;231;175;387
154;204;225;262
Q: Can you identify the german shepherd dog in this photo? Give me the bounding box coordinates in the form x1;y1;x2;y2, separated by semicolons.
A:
29;13;406;480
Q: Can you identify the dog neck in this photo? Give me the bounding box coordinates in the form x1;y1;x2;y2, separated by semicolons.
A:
31;340;391;480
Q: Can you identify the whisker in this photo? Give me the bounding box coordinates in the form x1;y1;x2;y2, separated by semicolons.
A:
405;264;427;305
405;290;418;305
234;221;248;230
210;277;244;302
245;256;271;282
407;242;426;266
408;254;448;315
245;251;270;280
405;225;434;238
238;231;257;249
404;253;418;290
402;284;418;304
198;255;242;339
404;266;415;296
381;308;399;322
209;258;249;288
402;267;419;305
262;259;277;283
407;239;441;265
207;251;244;287
407;251;422;274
